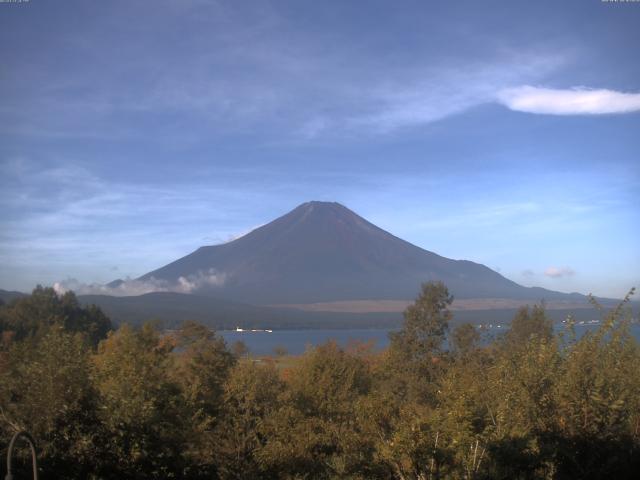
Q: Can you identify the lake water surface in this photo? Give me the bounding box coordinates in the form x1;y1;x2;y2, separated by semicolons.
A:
220;323;640;356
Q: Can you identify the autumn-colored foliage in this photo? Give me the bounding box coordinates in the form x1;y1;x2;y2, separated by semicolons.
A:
1;284;638;479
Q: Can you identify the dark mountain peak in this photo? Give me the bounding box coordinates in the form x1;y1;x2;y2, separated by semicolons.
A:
292;201;359;218
282;201;365;226
230;200;389;251
296;200;345;210
139;201;582;304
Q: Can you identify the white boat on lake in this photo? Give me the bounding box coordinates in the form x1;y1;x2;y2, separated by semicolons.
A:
235;326;273;333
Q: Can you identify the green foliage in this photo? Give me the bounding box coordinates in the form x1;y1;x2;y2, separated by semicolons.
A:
384;281;453;405
170;321;236;477
0;286;112;346
551;290;640;478
92;323;188;478
504;304;554;348
261;341;379;479
0;327;100;478
452;323;481;357
214;361;284;479
172;321;235;424
391;281;453;360
1;285;639;479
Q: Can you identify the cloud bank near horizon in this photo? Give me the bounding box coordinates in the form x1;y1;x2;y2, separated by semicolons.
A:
544;266;576;279
497;86;640;115
53;269;226;297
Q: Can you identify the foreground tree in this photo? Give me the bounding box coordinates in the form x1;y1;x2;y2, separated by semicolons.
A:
0;286;112;346
552;290;640;478
170;321;236;477
214;361;284;479
384;281;453;405
451;323;481;358
92;323;187;478
391;281;453;359
354;282;455;479
0;328;100;478
261;341;379;478
503;304;553;349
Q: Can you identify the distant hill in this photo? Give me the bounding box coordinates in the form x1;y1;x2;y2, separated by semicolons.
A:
77;291;618;331
0;289;28;304
1;287;627;331
77;292;401;330
140;201;586;305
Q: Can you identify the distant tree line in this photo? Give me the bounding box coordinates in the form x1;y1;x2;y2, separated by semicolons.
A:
0;283;638;479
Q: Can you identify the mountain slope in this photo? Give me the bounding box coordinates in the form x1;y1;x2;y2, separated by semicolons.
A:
140;201;583;305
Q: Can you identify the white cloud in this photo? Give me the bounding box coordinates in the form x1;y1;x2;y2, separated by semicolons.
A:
351;55;564;133
1;1;569;142
53;269;226;297
497;86;640;115
544;266;575;278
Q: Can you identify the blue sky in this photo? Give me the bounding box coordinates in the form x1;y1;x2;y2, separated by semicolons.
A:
1;0;639;298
